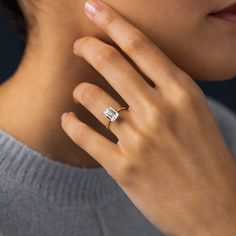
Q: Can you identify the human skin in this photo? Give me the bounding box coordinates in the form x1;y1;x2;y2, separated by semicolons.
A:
61;0;236;234
0;0;235;234
0;0;236;169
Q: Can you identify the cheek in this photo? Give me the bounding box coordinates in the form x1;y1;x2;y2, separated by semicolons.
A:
103;0;236;80
103;0;209;43
109;0;209;39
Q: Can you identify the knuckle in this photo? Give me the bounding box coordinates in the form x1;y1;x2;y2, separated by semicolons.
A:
176;89;194;107
143;102;163;125
125;33;151;54
176;75;204;100
173;83;205;110
94;47;119;68
125;131;145;153
172;80;196;106
141;103;171;134
74;83;102;104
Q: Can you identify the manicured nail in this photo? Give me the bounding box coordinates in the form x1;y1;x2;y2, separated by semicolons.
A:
85;0;102;16
73;41;78;53
61;112;69;120
73;97;79;104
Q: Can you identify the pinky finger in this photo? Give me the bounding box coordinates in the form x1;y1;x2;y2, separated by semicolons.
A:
61;112;121;171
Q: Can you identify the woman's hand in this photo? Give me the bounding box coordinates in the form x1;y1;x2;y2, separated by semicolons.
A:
61;0;236;235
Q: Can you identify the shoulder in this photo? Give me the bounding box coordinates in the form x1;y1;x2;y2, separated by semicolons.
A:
205;96;236;155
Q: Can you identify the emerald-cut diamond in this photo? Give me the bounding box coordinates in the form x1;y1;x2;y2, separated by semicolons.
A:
103;106;119;122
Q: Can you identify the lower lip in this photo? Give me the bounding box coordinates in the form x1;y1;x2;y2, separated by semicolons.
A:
210;11;236;24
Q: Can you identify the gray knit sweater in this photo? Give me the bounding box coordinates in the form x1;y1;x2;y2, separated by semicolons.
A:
0;96;236;236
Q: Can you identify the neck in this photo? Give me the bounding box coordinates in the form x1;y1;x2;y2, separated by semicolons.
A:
0;31;120;168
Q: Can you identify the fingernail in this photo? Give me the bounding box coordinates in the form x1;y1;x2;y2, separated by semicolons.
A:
85;0;102;16
73;97;79;104
73;41;78;53
61;112;69;120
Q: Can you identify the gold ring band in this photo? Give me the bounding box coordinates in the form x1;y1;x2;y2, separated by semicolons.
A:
105;106;128;130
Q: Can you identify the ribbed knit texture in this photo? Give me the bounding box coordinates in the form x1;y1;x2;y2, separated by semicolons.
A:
0;95;236;236
0;129;123;207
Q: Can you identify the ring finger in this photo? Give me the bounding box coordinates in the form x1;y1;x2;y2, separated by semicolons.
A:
73;82;132;137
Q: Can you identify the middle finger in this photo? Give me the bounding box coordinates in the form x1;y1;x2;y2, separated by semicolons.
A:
73;36;156;112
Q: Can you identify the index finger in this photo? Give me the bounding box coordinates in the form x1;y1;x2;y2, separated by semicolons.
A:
82;0;184;89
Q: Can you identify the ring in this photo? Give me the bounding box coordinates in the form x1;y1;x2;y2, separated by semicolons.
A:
103;106;128;130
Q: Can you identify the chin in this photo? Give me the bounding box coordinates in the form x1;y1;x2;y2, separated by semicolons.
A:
170;52;236;82
191;67;236;81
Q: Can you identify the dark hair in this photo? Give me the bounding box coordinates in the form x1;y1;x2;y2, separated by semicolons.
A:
0;0;27;45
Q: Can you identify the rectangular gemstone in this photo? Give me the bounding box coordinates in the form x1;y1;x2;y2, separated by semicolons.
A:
103;107;119;121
